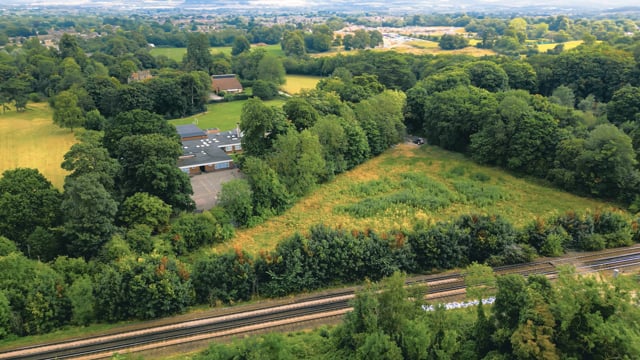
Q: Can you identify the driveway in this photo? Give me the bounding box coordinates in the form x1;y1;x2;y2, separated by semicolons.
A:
190;169;243;211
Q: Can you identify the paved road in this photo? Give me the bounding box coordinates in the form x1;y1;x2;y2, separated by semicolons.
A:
190;169;242;211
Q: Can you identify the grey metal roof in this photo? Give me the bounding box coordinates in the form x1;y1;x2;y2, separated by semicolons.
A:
175;124;206;139
177;128;243;169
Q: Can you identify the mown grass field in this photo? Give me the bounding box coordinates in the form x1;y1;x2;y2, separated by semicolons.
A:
0;103;76;188
282;75;322;94
215;143;622;256
150;44;284;62
169;99;285;131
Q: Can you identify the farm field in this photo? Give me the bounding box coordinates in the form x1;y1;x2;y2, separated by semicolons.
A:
0;103;76;188
150;44;284;62
282;75;323;94
215;143;622;256
533;40;584;52
169;99;285;131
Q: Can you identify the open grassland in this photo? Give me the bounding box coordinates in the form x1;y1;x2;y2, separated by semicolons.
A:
282;75;322;94
533;40;584;52
405;40;440;49
169;99;285;131
149;47;186;62
215;143;622;256
0;103;76;188
150;44;284;62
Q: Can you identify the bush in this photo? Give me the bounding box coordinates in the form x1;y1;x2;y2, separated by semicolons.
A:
471;172;491;182
453;180;509;207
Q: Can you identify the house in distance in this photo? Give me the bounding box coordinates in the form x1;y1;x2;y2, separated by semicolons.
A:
175;124;242;176
211;74;243;94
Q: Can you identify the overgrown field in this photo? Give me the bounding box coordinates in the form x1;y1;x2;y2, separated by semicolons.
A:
216;143;621;255
282;75;323;94
150;44;284;62
169;99;285;131
0;103;76;188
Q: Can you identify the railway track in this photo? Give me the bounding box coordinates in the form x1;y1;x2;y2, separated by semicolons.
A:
3;244;640;360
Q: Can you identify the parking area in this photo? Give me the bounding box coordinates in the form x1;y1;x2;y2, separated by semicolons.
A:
190;169;243;211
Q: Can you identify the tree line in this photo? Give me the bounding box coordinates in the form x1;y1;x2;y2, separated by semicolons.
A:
1;207;636;337
194;269;640;359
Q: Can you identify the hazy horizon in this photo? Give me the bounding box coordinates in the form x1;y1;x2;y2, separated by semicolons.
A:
2;0;639;11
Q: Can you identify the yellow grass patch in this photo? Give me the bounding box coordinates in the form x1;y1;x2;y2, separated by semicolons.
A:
282;75;323;94
406;40;440;49
0;103;76;188
535;40;584;52
213;143;620;256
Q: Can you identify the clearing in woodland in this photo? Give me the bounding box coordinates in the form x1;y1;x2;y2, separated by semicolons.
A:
0;102;76;188
169;99;285;131
214;143;624;255
282;75;323;94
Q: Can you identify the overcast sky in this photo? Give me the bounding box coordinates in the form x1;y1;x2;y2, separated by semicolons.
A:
4;0;640;9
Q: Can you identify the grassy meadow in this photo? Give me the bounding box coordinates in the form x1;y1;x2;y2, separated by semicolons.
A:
215;143;622;256
0;103;76;188
533;40;584;52
169;99;285;131
282;75;322;94
150;44;284;62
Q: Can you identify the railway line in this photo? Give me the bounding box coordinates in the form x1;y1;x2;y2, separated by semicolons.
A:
2;244;640;360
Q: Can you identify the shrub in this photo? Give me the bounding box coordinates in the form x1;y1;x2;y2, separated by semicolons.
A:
453;180;509;207
471;172;491;182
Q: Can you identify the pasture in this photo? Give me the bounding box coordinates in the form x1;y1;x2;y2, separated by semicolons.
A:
216;143;621;255
282;75;322;94
534;40;584;52
169;99;285;131
0;103;76;188
150;44;284;62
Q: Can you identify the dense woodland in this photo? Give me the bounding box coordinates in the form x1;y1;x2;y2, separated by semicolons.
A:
1;10;640;358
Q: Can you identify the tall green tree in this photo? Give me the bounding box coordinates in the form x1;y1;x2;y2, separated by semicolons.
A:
0;168;62;254
268;130;326;197
242;156;291;216
576;124;638;200
103;109;179;156
231;35;251;56
116;133;194;212
257;53;285;85
355;90;406;156
94;254;193;321
61;174;118;259
464;60;508;92
218;179;253;227
311;115;348;178
284;97;320;131
281;31;306;57
439;34;469;50
607;84;640;126
53;90;84;131
423;86;498;152
192;250;255;304
239;98;291;157
119;192;171;233
183;32;213;72
61;131;120;192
